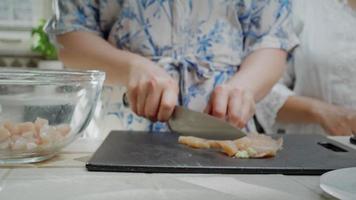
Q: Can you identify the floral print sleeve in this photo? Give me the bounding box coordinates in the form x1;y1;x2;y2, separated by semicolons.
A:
241;0;299;56
46;0;122;39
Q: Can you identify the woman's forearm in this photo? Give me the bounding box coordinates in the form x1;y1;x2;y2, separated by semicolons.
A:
276;95;356;136
228;49;287;102
276;96;321;124
56;31;144;85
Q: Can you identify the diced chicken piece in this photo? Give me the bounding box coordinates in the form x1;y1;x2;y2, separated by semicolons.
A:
18;122;36;135
40;126;56;145
56;124;71;137
0;126;11;142
34;117;49;137
3;121;20;135
40;126;66;145
21;131;39;147
53;131;65;143
178;136;210;149
22;131;36;139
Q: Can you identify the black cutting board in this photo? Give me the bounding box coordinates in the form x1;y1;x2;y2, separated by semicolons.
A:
86;131;356;175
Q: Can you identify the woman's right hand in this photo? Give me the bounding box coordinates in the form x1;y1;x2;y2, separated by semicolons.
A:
126;57;179;122
314;103;356;136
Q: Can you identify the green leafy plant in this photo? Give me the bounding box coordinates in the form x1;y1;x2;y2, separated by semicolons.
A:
31;19;57;60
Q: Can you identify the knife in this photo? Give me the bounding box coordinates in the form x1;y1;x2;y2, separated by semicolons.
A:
168;106;246;140
123;93;246;140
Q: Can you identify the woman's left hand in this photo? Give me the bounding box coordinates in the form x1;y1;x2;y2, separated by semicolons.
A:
204;84;256;129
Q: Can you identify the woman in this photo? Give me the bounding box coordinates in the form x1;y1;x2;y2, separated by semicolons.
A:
256;0;356;135
46;0;298;132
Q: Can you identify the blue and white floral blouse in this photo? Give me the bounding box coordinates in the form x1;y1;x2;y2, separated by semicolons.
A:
46;0;299;132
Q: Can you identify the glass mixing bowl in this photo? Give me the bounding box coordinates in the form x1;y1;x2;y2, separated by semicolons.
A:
0;68;105;164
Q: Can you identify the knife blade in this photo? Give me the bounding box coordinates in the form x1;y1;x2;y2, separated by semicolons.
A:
122;93;246;140
168;106;246;140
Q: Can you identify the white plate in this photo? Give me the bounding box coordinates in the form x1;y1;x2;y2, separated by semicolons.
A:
320;167;356;200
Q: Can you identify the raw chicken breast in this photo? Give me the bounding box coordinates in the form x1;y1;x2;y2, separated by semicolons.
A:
178;133;283;158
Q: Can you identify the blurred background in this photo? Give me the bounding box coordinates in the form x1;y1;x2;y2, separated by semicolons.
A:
0;0;123;138
0;0;57;69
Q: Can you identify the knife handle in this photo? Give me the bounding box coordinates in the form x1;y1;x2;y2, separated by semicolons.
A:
350;136;356;145
122;92;130;108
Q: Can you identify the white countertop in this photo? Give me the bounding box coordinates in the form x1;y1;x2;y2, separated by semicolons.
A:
0;136;354;200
